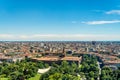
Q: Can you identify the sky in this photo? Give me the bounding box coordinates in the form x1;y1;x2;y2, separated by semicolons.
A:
0;0;120;41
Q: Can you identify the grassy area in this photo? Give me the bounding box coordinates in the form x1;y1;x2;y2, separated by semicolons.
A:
0;78;8;80
0;74;41;80
79;64;82;68
28;74;41;80
0;75;8;80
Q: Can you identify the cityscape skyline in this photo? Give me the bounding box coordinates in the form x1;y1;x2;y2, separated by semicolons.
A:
0;0;120;41
1;1;120;79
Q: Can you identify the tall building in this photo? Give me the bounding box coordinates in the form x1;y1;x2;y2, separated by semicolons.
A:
63;47;66;57
92;41;96;45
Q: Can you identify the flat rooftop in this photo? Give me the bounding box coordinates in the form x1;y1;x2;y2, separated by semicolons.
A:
32;56;82;62
61;56;82;61
104;60;120;64
32;56;60;61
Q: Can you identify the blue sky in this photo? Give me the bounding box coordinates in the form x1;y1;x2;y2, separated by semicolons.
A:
0;0;120;41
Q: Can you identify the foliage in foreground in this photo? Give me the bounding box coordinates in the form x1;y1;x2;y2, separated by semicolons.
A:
40;55;99;80
100;67;120;80
0;59;48;80
40;61;81;80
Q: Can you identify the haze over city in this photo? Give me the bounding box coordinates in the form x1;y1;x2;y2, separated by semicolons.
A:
0;0;120;41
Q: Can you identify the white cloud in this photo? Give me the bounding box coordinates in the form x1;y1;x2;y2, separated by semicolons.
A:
0;34;120;41
0;34;14;38
82;20;120;25
106;10;120;15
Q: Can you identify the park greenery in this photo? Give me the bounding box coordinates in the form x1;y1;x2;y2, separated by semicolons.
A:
100;67;120;80
40;55;99;80
40;61;81;80
0;58;48;80
0;55;99;80
80;54;99;80
0;55;120;80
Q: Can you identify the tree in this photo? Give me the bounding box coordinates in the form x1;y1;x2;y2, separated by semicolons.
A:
47;73;62;80
89;71;94;78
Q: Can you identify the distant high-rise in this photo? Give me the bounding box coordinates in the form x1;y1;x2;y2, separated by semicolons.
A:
40;43;44;47
63;47;66;57
92;41;96;45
